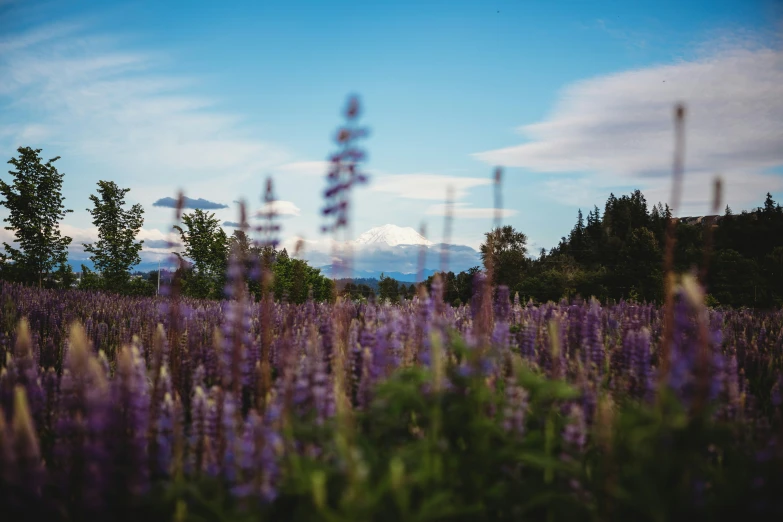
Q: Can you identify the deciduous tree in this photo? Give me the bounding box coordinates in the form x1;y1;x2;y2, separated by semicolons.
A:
480;225;529;289
0;147;72;287
83;181;145;290
174;209;228;299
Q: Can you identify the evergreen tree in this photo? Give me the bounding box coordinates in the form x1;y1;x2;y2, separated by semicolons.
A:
378;273;400;302
763;193;776;214
52;262;77;289
0;147;73;287
569;209;586;262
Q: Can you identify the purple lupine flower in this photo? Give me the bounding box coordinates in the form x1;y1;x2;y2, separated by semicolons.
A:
153;391;175;479
232;409;261;498
203;386;228;479
519;321;536;360
502;383;529;436
470;271;486;322
249;399;284;503
319;316;334;371
312;357;335;422
563;403;587;451
371;319;391;379
192;364;206;393
221;392;239;484
494;286;511;323
54;325;111;517
625;327;651;397
220;298;254;393
188;385;209;476
108;346;150;497
581;298;604;373
492;286;512;349
292;354;335;424
415;286;434;366
321;96;370;235
42;366;58;447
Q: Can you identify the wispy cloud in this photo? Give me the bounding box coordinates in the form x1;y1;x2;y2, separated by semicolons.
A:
426;203;518;219
277;161;330;177
0;223;179;264
0;19;86;54
473;42;783;214
370;173;492;201
0;20;291;186
152;196;228;210
143;238;179;248
254;200;301;217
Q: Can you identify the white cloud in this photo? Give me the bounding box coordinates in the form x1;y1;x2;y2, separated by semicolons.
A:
473;43;783;214
0;21;291;185
0;19;85;54
426;203;518;219
276;161;330;177
370;173;492;201
1;223;176;267
254;200;301;217
58;223;98;245
539;178;609;208
275;229;482;273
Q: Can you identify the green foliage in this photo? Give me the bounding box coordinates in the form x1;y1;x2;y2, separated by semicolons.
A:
83;180;145;291
77;264;104;291
339;281;376;301
125;276;156;296
174;209;229;299
150;333;783;521
50;262;77;290
0;147;73;287
272;355;589;522
270;248;334;303
425;267;479;305
480;226;529;289
448;190;783;308
378;273;400;302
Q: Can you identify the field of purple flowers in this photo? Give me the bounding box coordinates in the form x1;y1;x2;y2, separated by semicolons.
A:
1;98;783;521
1;272;782;521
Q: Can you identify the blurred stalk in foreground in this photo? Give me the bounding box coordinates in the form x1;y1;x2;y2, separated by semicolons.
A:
660;104;687;389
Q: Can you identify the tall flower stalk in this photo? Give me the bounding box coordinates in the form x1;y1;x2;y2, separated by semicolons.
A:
321;95;370;281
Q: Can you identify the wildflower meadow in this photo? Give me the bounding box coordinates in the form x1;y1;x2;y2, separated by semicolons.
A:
1;97;782;522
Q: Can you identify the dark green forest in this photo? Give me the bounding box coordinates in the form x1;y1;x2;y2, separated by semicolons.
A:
417;190;783;309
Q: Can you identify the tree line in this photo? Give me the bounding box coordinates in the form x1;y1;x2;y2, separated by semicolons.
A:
0;146;333;302
4;147;782;307
415;189;783;308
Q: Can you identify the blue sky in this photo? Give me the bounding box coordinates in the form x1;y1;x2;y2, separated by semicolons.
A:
1;0;782;270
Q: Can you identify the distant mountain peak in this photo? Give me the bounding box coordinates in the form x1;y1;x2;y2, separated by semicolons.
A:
354;224;434;247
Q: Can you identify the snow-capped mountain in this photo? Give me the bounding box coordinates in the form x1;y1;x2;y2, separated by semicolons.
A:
304;224;482;280
354;224;434;247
